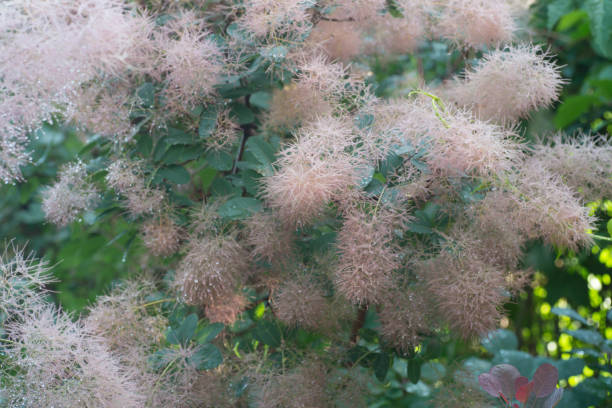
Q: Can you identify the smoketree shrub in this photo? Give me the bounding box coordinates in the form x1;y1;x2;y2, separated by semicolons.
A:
0;0;611;406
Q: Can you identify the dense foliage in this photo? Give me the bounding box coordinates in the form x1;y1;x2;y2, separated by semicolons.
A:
0;0;610;407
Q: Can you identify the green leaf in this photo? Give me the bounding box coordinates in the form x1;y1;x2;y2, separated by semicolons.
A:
482;329;519;354
230;103;255;125
218;197;262;219
161;144;204;164
206;150;234;171
187;343;223;370
199;167;217;191
547;0;574;30
167;313;198;345
551;307;589;325
249;92;271;109
199;107;219;139
564;329;603;346
137;82;155;108
407;358;422;384
554;358;585;380
196;323;225;344
584;0;612;59
607;219;612;237
156;165;191;184
166;127;196;145
252;321;281;347
373;353;391;382
554;95;600;129
245;136;276;176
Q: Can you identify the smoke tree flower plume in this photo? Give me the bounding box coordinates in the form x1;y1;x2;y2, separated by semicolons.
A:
437;0;517;48
42;161;99;227
446;45;565;123
0;243;54;318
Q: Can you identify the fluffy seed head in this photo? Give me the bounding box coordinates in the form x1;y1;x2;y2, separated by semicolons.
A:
421;251;508;339
308;21;363;62
379;289;431;353
244;211;295;263
446;45;564;122
106;159;165;216
158;15;224;112
175;235;249;306
254;361;329;408
427;108;523;178
263;116;362;226
0;243;54;317
0;0;153;183
85;280;167;355
272;277;329;330
530;134;612;201
514;160;595;251
42;161;99;226
437;0;517;48
4;305;144;408
334;208;401;304
238;0;312;39
205;291;249;325
141;217;182;257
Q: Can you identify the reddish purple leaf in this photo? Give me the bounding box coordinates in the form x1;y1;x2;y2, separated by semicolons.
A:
514;376;529;395
491;364;521;401
516;381;534;403
532;363;558;397
478;372;503;397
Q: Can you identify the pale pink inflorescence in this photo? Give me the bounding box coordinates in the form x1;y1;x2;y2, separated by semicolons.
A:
272;277;329;330
237;0;313;39
3;305;145;408
42;161;100;226
85;280;168;356
474;160;595;253
0;243;54;317
106;159;166;216
244;211;295;263
421;250;508;339
379;288;431;352
175;234;249;306
531;134;612;201
334;207;402;304
446;45;565;123
205;291;249;325
157;13;225;113
436;0;517;48
0;0;153;182
263;116;363;226
427;107;523;178
513;161;595;251
254;361;330;408
141;217;182;257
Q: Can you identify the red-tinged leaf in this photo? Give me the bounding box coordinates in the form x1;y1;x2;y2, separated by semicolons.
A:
532;363;558;397
491;364;521;401
513;404;519;408
478;372;502;397
515;376;529;392
516;381;534;403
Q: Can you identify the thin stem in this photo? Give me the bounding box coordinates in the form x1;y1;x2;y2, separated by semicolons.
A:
136;298;174;309
591;234;612;242
0;338;15;344
147;357;178;407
